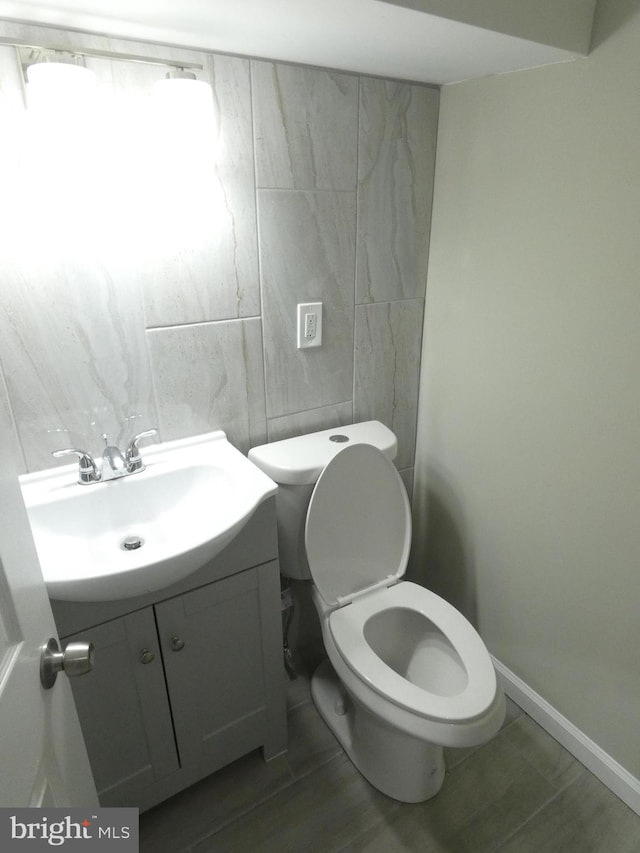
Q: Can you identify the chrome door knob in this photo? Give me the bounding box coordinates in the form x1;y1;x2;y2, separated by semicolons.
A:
40;638;95;690
140;648;155;665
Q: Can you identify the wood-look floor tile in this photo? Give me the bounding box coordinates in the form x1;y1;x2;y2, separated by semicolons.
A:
502;715;585;791
284;698;343;779
284;669;312;712
443;767;554;853
432;732;554;830
140;696;640;853
503;696;526;728
193;753;400;853
139;750;292;853
500;769;640;852
343;730;555;853
445;697;524;772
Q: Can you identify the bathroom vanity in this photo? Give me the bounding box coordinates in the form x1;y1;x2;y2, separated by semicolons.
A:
50;499;287;812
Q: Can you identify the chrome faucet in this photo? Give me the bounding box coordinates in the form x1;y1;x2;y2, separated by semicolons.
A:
52;428;158;485
100;434;128;481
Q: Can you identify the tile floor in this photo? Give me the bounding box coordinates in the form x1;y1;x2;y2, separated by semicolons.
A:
140;658;640;852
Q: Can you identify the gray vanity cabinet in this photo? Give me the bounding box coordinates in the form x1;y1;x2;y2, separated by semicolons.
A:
64;607;180;805
51;499;287;812
156;568;269;773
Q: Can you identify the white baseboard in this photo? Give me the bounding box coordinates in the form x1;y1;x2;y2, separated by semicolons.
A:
493;656;640;817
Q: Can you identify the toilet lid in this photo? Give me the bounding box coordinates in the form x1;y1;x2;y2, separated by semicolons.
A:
305;443;411;606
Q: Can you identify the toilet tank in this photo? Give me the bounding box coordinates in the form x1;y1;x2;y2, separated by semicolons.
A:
248;421;397;579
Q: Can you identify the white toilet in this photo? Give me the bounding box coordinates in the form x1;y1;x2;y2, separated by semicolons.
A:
249;421;505;802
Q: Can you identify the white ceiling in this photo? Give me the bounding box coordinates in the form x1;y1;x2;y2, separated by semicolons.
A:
0;0;594;85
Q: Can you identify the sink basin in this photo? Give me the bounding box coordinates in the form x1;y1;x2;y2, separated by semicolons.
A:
19;431;277;602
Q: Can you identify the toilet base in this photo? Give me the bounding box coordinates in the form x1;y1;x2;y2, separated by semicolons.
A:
311;659;446;803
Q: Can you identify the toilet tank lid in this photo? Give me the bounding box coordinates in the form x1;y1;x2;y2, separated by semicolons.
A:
248;421;397;485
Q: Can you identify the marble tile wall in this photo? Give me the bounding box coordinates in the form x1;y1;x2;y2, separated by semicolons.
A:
0;22;438;485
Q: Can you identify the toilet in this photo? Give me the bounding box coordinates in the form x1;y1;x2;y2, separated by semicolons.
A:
249;421;505;802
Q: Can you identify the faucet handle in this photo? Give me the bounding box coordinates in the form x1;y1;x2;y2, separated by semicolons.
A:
125;428;158;473
52;448;100;484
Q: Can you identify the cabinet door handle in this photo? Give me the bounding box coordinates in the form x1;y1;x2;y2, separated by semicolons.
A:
170;636;185;652
140;648;155;665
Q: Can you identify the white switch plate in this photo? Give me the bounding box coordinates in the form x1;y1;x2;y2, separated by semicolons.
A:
296;302;323;349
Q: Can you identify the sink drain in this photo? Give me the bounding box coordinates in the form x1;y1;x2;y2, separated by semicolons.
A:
121;535;144;551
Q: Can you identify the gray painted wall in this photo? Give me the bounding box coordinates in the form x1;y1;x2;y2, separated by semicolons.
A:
412;0;640;779
0;22;437;481
383;0;597;54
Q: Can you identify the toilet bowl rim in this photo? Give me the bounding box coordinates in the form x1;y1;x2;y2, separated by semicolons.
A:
327;580;498;723
320;638;506;748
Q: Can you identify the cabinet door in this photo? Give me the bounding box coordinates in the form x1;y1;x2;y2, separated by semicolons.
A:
156;569;269;772
64;607;179;806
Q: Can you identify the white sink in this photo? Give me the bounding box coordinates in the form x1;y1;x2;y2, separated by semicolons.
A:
19;431;277;602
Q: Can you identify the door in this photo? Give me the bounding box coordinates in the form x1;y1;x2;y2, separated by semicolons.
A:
0;378;98;807
65;609;179;805
156;569;269;772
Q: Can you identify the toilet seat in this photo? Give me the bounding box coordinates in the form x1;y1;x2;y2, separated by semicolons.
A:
305;442;497;725
328;582;497;723
305;443;411;606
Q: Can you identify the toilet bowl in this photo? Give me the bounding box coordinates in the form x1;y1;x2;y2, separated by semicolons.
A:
249;422;505;802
